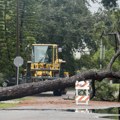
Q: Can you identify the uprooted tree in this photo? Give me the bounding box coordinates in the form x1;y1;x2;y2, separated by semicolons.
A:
0;70;120;101
0;32;120;101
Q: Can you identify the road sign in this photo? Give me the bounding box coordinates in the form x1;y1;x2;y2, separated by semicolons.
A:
14;56;23;67
14;56;24;85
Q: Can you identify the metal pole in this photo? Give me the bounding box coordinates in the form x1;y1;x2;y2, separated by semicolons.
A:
118;83;120;102
17;66;19;85
100;40;103;69
16;0;20;84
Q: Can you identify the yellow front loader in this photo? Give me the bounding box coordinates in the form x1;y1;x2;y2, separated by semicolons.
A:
25;44;69;96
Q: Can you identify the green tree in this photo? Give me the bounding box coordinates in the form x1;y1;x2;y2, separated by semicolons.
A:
0;0;17;77
0;0;94;77
101;0;118;9
28;0;93;74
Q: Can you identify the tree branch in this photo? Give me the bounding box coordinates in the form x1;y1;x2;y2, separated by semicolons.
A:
107;32;120;70
107;49;120;70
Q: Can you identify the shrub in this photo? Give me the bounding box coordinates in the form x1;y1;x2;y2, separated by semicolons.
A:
94;80;118;101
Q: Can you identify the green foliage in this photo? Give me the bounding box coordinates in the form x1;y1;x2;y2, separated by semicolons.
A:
94;80;118;101
0;0;94;76
75;54;97;70
0;0;120;78
0;73;4;85
30;0;93;74
82;8;120;71
77;46;120;70
94;107;119;119
101;0;118;9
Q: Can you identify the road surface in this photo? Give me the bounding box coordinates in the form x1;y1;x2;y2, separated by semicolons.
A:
0;90;119;120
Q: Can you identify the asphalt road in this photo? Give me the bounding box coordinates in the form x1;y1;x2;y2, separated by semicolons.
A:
0;109;114;120
0;91;119;120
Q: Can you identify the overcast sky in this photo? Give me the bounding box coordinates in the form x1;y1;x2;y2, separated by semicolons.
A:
88;0;120;13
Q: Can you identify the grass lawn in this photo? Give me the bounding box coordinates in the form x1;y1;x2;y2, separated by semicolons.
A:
0;96;33;109
0;103;18;109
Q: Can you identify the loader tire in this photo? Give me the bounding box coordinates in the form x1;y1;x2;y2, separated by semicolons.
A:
53;90;62;96
61;88;67;95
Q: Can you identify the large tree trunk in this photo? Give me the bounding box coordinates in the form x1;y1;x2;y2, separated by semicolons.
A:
0;70;120;101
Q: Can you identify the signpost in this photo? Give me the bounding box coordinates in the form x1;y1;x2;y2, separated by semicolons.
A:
14;56;23;85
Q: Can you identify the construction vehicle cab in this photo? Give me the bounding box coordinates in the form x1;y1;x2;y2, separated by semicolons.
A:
32;44;53;64
26;44;68;95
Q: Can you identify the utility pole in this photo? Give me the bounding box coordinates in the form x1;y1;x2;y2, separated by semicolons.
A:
15;0;20;84
16;0;20;56
100;40;105;69
100;40;103;69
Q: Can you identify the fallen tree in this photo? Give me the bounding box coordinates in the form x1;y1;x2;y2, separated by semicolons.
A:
0;32;120;101
0;70;120;101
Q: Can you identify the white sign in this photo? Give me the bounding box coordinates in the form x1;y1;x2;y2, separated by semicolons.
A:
14;56;23;67
14;56;24;85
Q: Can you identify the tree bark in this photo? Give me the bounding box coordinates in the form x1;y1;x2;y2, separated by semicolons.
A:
107;49;120;70
0;70;120;101
107;32;120;70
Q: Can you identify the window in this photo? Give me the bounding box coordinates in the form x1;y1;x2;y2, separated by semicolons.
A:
32;45;53;63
